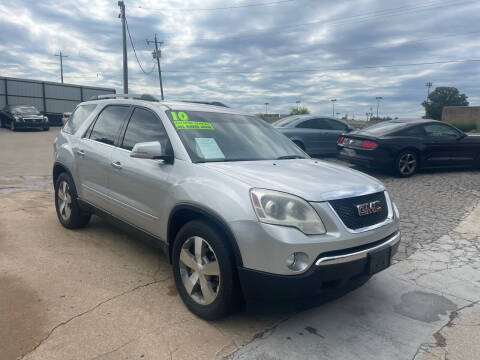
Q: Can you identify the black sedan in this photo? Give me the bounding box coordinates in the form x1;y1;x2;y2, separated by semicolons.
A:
0;104;49;131
337;119;480;177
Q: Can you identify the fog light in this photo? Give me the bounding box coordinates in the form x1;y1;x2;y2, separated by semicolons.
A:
286;252;309;272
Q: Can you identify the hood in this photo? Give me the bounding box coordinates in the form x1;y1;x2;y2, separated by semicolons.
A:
18;114;43;119
200;159;384;202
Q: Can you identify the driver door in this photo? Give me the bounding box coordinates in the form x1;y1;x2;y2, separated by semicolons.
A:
422;123;471;167
107;107;173;237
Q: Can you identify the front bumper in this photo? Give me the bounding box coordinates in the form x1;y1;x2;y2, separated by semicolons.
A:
238;231;400;301
14;120;47;129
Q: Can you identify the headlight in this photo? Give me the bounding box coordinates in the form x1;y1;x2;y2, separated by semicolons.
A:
14;115;22;122
43;116;49;122
250;189;326;235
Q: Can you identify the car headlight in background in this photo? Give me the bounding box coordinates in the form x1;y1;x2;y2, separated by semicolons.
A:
43;116;49;122
250;188;326;235
14;115;23;122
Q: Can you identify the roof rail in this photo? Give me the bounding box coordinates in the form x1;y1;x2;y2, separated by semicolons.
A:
175;100;229;108
89;94;159;102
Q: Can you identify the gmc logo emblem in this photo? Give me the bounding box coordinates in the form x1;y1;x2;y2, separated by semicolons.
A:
356;201;382;216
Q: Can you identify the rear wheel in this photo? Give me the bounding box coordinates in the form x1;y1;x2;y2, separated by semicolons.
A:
395;150;418;177
172;220;240;320
55;173;91;229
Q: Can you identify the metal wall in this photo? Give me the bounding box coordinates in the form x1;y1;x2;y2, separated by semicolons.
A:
0;76;115;124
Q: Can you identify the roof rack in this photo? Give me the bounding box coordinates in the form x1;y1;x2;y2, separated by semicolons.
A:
175;100;229;108
89;94;159;102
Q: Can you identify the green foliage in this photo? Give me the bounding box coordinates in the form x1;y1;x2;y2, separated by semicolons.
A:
450;121;477;133
290;107;310;115
370;116;392;121
422;87;469;120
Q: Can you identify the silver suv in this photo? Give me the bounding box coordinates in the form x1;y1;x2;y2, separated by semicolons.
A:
53;94;400;319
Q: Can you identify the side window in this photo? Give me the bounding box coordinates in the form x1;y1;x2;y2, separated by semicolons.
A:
121;108;168;151
403;126;425;137
325;119;347;131
63;104;97;134
424;123;460;137
296;119;331;129
89;105;130;145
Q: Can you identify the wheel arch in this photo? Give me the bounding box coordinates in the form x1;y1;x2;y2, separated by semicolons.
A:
52;162;79;195
167;204;243;267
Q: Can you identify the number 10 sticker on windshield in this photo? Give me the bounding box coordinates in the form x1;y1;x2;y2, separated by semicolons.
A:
171;111;214;130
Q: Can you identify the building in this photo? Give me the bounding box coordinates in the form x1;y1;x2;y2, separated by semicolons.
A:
442;106;480;129
0;76;115;125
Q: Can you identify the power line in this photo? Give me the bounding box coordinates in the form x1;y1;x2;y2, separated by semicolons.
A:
166;0;473;43
125;16;155;74
161;59;480;75
139;0;299;12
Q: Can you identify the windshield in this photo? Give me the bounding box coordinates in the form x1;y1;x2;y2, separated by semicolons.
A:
358;121;407;136
12;106;40;115
167;110;307;163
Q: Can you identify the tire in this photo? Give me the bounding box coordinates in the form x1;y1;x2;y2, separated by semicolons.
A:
172;220;240;320
54;172;91;229
43;125;50;131
395;150;418;177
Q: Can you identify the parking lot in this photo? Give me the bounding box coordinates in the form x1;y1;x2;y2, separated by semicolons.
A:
1;128;479;360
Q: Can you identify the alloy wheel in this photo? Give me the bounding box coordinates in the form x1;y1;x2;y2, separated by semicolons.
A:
179;236;220;305
398;153;417;176
57;180;72;221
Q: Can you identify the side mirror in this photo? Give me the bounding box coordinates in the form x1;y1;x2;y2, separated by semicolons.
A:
130;141;173;163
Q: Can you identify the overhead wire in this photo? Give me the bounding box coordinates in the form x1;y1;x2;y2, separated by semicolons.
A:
125;15;155;74
138;0;299;12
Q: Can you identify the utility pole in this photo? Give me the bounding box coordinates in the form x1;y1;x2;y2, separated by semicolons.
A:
425;82;433;101
147;34;164;100
54;51;68;83
330;99;337;117
376;96;383;118
118;1;128;94
264;102;269;114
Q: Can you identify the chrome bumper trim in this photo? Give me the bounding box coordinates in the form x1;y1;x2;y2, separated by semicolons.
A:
315;231;400;266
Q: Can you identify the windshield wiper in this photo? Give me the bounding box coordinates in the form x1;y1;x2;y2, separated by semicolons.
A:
275;155;305;160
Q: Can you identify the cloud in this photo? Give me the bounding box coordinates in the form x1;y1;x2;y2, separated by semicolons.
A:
1;0;479;118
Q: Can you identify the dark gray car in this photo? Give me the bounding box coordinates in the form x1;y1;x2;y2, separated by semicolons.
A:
274;115;354;156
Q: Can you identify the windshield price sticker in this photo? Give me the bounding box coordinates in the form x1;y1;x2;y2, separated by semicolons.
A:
174;121;214;130
171;111;214;130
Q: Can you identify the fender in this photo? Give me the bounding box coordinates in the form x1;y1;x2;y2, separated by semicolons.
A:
167;203;243;267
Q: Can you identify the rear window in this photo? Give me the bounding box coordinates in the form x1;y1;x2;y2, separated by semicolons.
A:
63;104;97;134
358;122;407;136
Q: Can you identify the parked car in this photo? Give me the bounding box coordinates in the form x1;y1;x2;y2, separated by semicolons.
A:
0;104;49;131
337;118;480;177
61;112;72;126
273;115;355;156
53;94;400;319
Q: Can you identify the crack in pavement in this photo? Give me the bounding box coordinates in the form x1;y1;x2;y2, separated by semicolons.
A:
18;278;168;360
411;300;480;360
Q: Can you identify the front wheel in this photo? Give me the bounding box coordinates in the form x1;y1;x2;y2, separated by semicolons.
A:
172;220;240;320
395;150;418;177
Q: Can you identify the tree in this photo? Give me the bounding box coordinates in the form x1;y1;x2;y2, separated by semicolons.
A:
422;87;468;120
290;107;310;115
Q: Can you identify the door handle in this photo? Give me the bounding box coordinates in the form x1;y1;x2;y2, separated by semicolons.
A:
76;150;85;157
111;161;122;169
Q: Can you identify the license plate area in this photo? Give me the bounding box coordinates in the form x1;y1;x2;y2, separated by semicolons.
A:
341;148;356;157
367;246;391;275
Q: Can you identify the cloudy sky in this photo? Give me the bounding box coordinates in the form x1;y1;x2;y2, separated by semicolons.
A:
1;0;479;119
